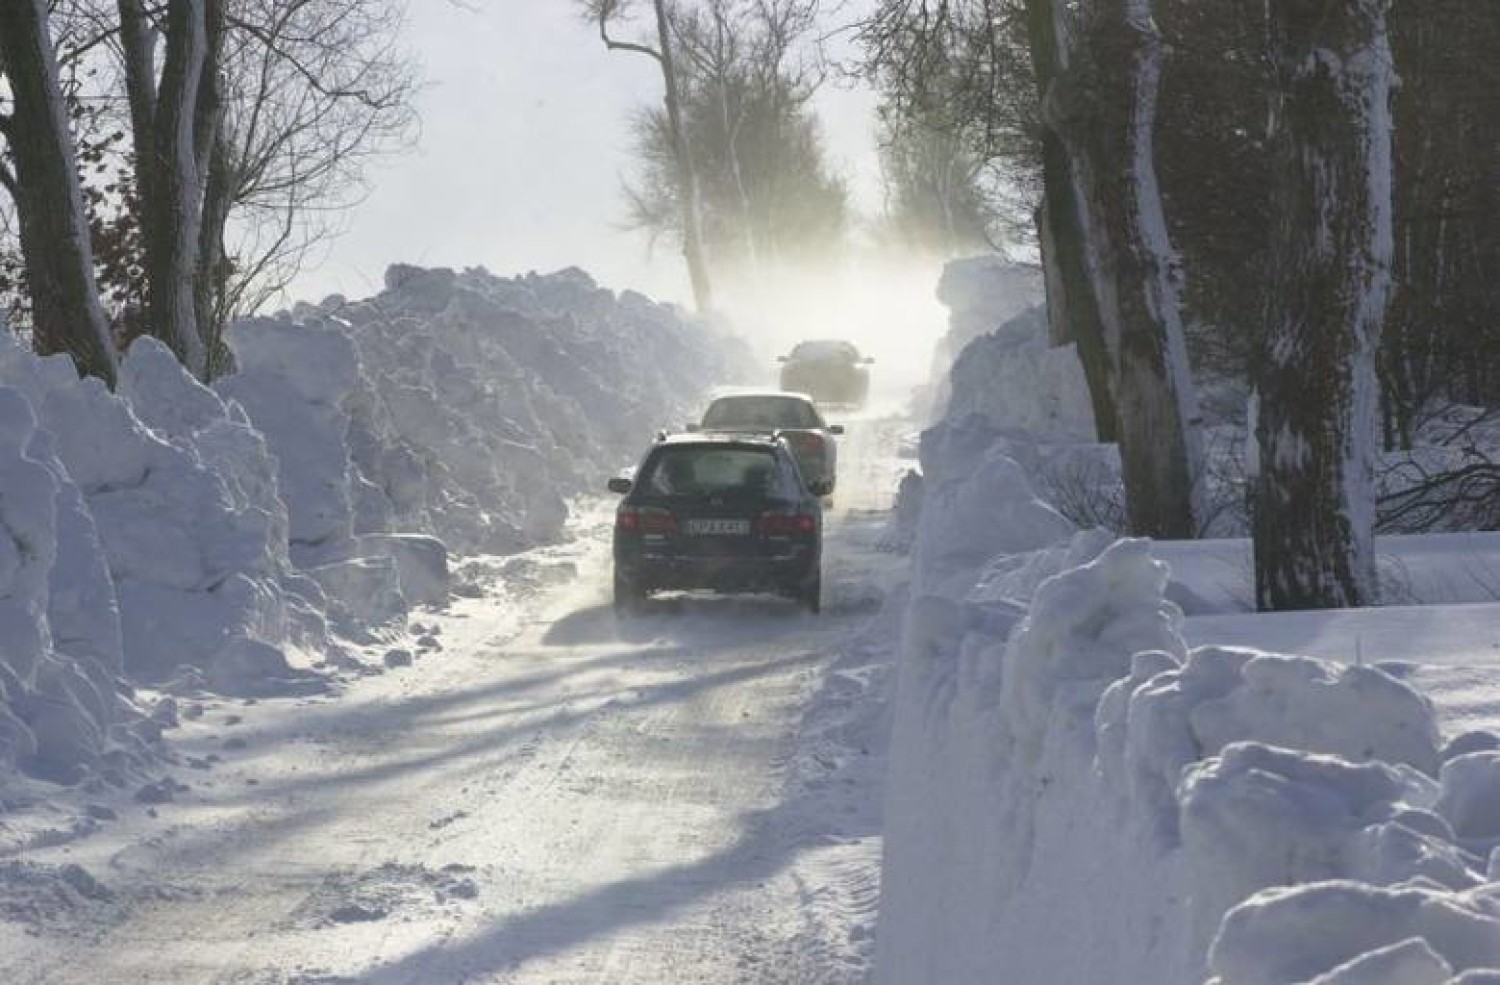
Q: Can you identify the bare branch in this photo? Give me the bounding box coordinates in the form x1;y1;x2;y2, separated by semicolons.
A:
597;8;662;61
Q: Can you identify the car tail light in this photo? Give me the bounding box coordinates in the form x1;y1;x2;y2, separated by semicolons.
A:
618;509;676;534
757;511;816;536
792;432;823;454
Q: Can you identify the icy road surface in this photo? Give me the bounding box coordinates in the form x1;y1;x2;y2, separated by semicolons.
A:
3;416;908;984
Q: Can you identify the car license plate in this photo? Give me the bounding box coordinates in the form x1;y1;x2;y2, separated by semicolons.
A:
685;518;750;536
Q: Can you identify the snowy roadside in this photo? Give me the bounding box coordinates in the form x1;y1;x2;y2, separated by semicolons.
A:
0;264;796;977
0;415;910;983
0;262;745;805
873;263;1500;984
0;505;594;966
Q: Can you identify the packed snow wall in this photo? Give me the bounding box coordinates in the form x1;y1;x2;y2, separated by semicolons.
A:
0;331;311;795
918;257;1049;424
874;261;1500;984
249;265;746;557
0;267;743;801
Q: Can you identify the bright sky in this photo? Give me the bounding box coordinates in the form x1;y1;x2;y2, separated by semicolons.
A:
290;1;885;310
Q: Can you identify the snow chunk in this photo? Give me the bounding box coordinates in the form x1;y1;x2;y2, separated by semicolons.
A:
1208;880;1500;984
1305;937;1452;985
1002;538;1188;752
1182;743;1440;955
1107;645;1443;845
1437;752;1500;844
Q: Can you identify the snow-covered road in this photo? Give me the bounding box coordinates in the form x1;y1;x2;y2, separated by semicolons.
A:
4;416;908;985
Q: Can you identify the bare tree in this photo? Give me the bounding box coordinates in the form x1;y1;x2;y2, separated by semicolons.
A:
0;0;119;384
1019;0;1118;443
117;0;226;378
1380;0;1500;446
876;103;993;257
203;0;416;369
2;0;415;378
1046;0;1204;538
626;0;846;275
1253;0;1395;610
859;0;1120;442
583;0;713;312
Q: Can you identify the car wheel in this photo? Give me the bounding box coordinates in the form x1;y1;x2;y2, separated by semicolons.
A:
613;571;645;614
797;570;821;614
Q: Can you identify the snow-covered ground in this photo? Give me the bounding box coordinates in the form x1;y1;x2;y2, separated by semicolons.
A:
0;507;894;981
875;262;1500;984
0;265;747;806
0;342;910;982
6;252;1500;984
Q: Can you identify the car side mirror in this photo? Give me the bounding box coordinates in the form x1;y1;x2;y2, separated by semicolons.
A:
809;479;833;497
684;422;701;432
607;476;633;495
828;424;845;435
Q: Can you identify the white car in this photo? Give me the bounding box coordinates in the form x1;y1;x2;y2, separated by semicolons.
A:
688;391;842;493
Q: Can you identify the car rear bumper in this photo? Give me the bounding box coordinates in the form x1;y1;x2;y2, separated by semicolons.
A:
617;549;817;593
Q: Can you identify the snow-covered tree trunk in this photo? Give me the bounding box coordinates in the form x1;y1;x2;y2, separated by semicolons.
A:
197;131;235;379
1023;0;1119;444
653;0;714;313
1254;0;1394;610
118;0;225;380
0;0;119;386
1049;0;1204;539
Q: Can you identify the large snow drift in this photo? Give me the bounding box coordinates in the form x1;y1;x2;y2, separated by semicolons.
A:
264;264;746;557
0;267;741;804
875;258;1500;984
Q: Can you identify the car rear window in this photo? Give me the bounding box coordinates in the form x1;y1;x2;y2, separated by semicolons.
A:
701;396;822;430
639;446;795;498
789;340;859;362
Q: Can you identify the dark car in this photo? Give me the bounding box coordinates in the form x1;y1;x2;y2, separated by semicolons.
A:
689;390;842;493
609;433;828;614
777;340;873;408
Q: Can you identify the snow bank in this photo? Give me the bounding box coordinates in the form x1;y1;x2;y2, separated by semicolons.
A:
917;257;1045;422
0;335;314;701
942;305;1097;441
1210;881;1500;984
932;257;1045;368
0;266;741;805
0;379;146;790
258;264;747;557
213;265;741;627
912;414;1074;593
881;506;1500;981
876;262;1500;983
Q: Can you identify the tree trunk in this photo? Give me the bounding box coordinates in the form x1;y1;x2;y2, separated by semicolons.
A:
1253;0;1394;611
197;129;235;379
1036;146;1119;444
653;0;713;313
118;0;223;379
1022;0;1118;444
1049;0;1203;538
0;0;119;385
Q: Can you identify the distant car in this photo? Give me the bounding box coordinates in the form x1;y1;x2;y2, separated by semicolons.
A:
777;340;873;408
608;433;827;613
688;391;842;493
